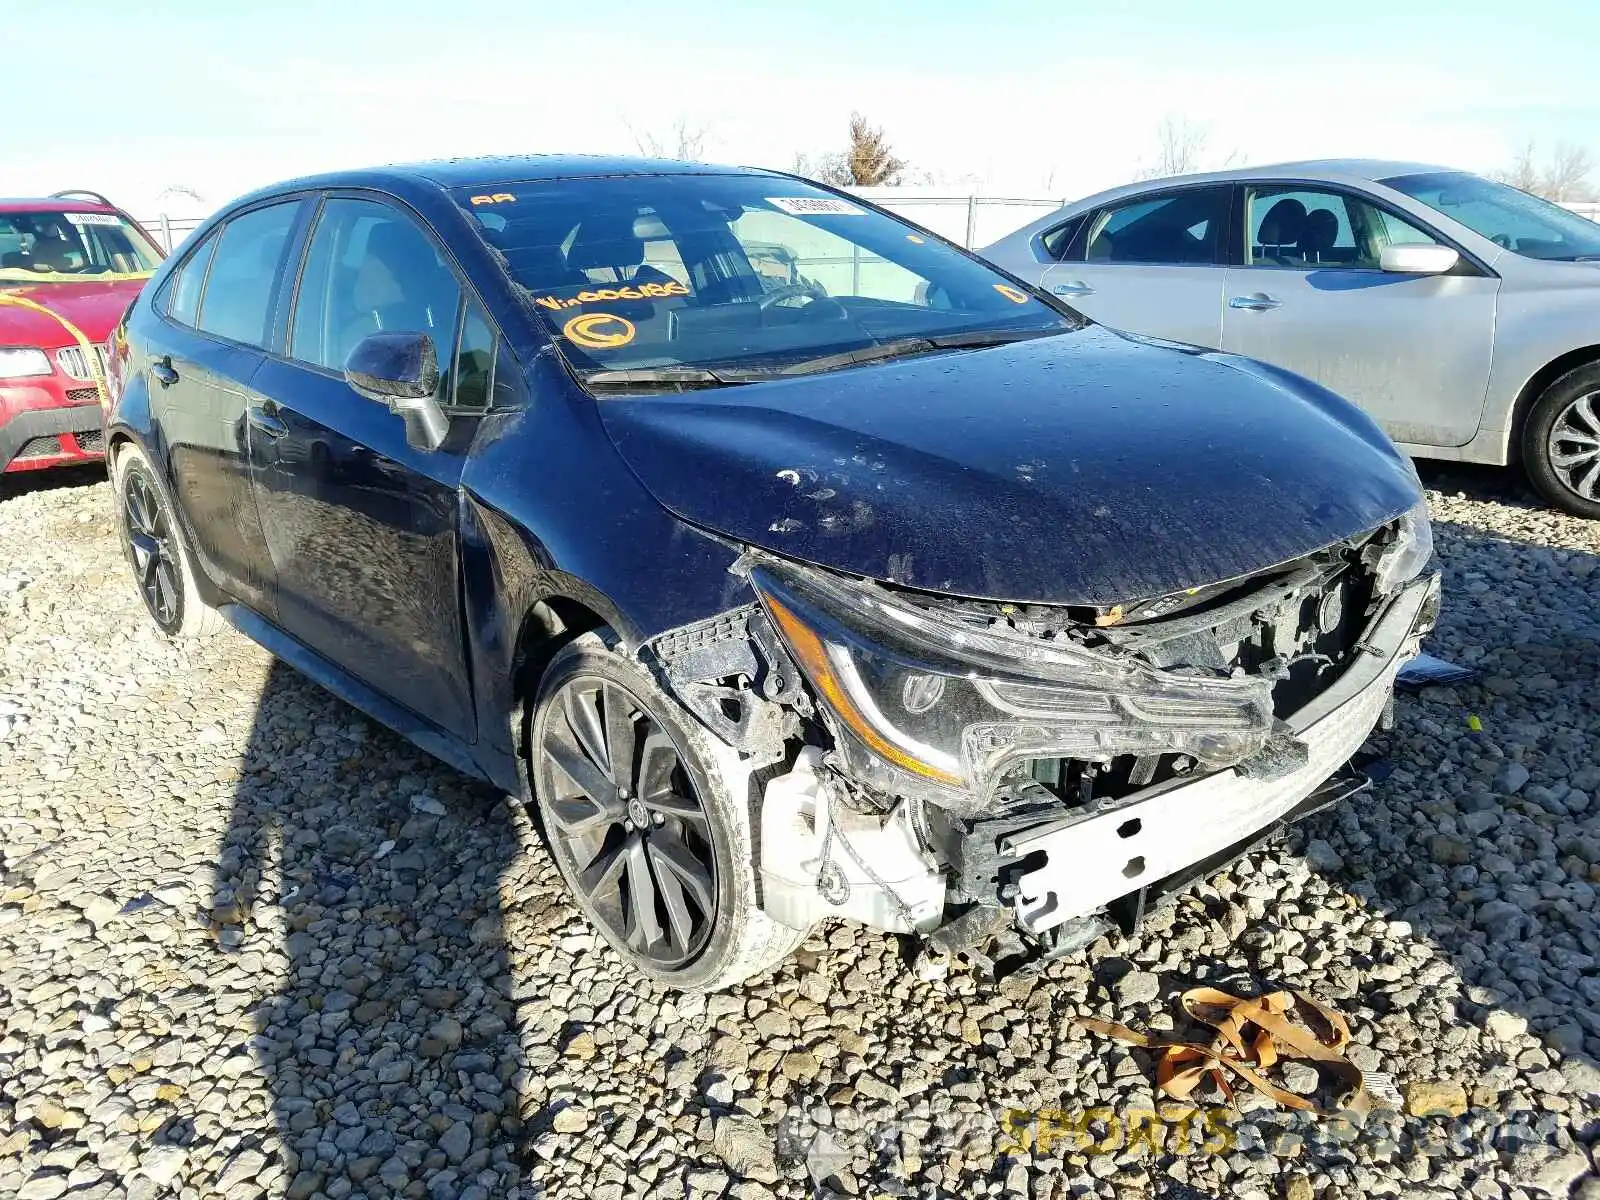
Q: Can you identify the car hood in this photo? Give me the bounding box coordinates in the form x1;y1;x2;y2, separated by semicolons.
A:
597;325;1422;605
0;278;148;345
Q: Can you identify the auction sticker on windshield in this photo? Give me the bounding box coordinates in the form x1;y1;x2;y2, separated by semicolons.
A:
766;196;865;217
563;312;636;349
64;213;122;227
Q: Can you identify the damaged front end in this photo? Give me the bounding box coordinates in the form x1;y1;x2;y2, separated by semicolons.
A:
644;502;1439;964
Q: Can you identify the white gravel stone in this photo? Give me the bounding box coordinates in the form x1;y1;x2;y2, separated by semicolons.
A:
1;465;1595;1199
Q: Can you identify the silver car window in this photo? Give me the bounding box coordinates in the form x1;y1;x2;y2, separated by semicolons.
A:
1084;187;1228;266
1244;186;1440;270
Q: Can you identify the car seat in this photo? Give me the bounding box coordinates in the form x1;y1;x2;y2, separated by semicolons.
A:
24;228;81;272
1256;198;1307;266
564;212;682;313
1297;209;1340;265
336;220;453;367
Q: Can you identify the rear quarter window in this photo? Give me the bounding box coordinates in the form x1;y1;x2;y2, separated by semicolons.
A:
1039;215;1085;261
164;233;218;327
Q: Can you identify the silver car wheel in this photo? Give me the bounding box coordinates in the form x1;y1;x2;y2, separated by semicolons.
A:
1548;391;1600;502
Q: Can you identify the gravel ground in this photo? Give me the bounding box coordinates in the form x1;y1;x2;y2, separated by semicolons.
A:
1;463;1596;1200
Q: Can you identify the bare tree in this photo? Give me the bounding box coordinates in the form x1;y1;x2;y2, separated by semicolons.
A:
1494;140;1542;193
1141;116;1207;179
1491;139;1597;201
1543;143;1596;201
791;150;853;187
845;112;907;186
627;117;712;161
1132;116;1241;181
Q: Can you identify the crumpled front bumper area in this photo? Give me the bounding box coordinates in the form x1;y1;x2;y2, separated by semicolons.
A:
999;572;1438;935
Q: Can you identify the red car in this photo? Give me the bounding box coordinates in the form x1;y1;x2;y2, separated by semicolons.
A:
1;191;164;473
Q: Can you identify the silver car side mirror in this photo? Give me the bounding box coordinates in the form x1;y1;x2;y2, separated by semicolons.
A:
344;331;449;452
1379;244;1460;275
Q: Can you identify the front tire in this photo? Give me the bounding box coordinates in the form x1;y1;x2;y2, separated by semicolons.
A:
1522;364;1600;519
112;443;225;639
529;633;807;991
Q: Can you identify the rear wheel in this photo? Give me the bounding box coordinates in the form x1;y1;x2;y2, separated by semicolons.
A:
112;443;225;638
1522;364;1600;519
529;634;807;990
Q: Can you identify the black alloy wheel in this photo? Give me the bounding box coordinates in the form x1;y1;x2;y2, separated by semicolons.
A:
539;676;719;970
122;466;183;630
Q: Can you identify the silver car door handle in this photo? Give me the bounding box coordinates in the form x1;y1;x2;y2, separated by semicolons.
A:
1229;293;1282;311
247;404;288;439
1051;280;1095;297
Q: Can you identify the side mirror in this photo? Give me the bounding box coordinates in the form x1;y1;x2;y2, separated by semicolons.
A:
1379;244;1460;276
344;331;448;451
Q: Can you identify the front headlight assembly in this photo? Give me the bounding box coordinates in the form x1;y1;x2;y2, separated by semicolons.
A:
0;347;53;380
1372;499;1433;594
748;561;1275;815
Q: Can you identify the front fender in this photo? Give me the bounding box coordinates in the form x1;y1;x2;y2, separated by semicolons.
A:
459;362;754;788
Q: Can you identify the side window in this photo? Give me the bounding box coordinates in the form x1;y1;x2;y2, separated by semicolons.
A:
452;303;495;409
1039;215;1085;262
195;203;300;347
291;198;461;382
165;233;218;326
1246;187;1442;269
490;342;521;408
1376;208;1441;248
1085;188;1228;265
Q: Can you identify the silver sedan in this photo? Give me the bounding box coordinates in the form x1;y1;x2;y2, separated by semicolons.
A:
982;160;1600;517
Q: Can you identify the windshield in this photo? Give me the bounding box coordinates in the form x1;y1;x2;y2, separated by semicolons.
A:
455;175;1072;377
1382;171;1600;261
0;209;163;284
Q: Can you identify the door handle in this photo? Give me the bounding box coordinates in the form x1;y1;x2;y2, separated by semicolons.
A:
150;356;179;387
1229;293;1282;311
1052;280;1095;297
247;403;288;439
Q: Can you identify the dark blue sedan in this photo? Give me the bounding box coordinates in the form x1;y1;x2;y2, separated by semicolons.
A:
106;155;1439;989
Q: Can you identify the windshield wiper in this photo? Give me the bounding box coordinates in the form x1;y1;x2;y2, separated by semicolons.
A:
774;328;1056;377
583;366;770;389
584;329;1059;389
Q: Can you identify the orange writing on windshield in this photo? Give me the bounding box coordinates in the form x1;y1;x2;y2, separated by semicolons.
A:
534;280;689;310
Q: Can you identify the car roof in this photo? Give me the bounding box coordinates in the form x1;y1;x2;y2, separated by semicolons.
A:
0;197;120;214
1076;158;1457;206
260;153;784;198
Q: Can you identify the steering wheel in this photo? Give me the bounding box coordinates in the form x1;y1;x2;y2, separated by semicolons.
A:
756;283;825;311
1491;233;1512;249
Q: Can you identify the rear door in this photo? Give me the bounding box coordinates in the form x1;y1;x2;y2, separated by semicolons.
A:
151;200;304;615
1039;185;1232;347
1220;183;1500;447
246;194;487;739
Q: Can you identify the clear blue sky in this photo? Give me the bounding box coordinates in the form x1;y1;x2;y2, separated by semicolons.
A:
3;0;1595;215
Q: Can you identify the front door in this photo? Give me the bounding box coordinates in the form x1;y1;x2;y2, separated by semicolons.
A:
154;200;303;615
1040;184;1231;348
1221;184;1500;447
247;196;477;739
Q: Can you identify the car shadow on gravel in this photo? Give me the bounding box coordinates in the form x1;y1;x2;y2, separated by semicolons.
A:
0;462;105;503
214;659;532;1198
